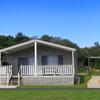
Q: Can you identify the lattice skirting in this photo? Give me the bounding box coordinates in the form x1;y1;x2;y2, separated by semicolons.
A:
21;76;74;85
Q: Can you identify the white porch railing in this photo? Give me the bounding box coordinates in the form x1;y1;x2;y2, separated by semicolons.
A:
20;65;35;76
20;65;74;76
0;65;12;85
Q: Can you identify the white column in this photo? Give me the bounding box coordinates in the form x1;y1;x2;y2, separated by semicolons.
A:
34;42;37;77
0;52;1;66
88;58;90;73
72;51;75;75
7;72;9;86
0;52;2;84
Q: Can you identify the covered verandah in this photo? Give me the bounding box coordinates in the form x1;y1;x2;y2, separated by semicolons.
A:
0;39;76;85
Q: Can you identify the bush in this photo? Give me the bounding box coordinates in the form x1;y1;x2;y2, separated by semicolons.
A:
94;61;100;69
78;66;86;73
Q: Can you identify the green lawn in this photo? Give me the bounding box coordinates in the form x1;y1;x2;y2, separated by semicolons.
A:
0;90;100;100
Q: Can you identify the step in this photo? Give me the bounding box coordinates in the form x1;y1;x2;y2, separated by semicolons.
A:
10;75;22;85
0;85;18;88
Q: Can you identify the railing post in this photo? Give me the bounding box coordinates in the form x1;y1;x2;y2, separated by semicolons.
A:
7;68;9;86
21;65;22;77
18;72;20;86
34;41;37;77
11;65;12;76
53;65;55;76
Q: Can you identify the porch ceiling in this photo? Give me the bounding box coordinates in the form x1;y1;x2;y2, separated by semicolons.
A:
0;39;76;54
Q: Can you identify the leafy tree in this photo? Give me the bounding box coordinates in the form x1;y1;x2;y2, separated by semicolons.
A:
94;42;100;48
40;35;79;49
0;35;15;49
15;32;30;44
40;35;53;42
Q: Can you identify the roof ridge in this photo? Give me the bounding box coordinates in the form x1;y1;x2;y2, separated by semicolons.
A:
0;39;76;53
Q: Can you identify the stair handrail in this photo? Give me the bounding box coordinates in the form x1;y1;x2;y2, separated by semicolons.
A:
7;65;12;86
17;65;22;86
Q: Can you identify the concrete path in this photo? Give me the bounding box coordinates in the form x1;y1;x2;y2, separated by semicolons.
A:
0;85;17;88
1;88;100;90
87;76;100;88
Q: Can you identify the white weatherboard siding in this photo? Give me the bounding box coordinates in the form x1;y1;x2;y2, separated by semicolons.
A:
37;46;72;65
7;47;34;75
29;57;34;65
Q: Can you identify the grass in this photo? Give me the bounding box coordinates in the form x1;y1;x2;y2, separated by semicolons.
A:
0;90;100;100
90;70;100;76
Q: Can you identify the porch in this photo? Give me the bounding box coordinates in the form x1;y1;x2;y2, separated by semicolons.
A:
0;64;74;85
0;39;76;85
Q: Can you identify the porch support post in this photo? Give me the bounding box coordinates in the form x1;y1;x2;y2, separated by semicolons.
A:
0;52;1;85
0;52;1;66
88;58;90;73
34;41;37;77
72;51;75;75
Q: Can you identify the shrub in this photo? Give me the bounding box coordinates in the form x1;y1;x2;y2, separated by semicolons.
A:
78;66;86;73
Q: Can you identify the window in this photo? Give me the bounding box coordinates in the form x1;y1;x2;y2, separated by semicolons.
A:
58;55;63;65
41;56;47;65
41;55;63;65
18;57;29;66
47;56;58;65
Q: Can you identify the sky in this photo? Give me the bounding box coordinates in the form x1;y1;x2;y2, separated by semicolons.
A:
0;0;100;47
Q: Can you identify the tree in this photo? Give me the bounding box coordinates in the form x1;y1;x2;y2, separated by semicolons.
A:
0;35;15;49
94;42;100;48
15;32;30;44
40;35;79;49
40;35;53;42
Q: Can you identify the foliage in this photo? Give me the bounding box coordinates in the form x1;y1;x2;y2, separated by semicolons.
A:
89;70;100;76
0;33;31;49
93;59;100;69
40;35;79;49
0;35;15;49
78;66;86;73
15;32;30;44
76;41;100;70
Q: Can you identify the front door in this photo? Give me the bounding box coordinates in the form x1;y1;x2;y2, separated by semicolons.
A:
18;57;29;71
